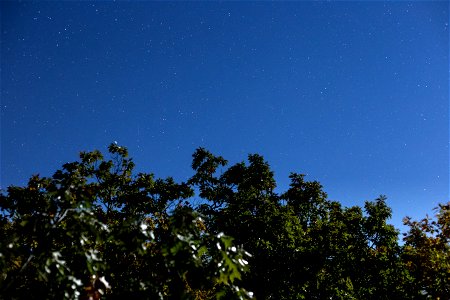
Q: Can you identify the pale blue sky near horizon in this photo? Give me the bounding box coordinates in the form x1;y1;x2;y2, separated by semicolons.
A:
1;1;448;232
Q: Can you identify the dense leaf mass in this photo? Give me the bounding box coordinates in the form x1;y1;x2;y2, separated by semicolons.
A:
1;144;449;299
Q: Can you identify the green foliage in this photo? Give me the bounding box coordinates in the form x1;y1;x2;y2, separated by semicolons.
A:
187;148;448;299
402;203;450;298
0;144;251;299
1;144;448;299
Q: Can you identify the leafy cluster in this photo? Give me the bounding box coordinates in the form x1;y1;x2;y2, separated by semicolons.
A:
1;144;448;299
0;144;251;299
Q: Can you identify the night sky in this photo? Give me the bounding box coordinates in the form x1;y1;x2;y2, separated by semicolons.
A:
1;1;448;231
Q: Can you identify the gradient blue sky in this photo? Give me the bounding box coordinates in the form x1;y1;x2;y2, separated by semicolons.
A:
1;1;448;231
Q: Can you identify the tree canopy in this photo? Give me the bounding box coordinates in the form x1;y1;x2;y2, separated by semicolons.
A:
1;144;449;299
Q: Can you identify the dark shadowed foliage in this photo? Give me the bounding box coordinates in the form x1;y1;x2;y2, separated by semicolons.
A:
1;144;448;299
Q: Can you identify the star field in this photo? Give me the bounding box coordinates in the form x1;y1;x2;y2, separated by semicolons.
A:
1;2;448;231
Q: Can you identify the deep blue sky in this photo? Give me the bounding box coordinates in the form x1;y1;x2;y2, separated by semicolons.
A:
1;1;448;231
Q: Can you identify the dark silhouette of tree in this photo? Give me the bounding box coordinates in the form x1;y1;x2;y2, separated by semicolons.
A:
402;203;450;299
0;144;251;299
1;144;448;299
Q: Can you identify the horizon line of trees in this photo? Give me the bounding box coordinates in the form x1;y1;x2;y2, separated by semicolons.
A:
1;143;449;299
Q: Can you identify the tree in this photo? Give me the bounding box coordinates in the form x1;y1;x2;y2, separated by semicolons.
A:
0;144;252;299
1;144;447;299
402;203;450;299
188;148;409;299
